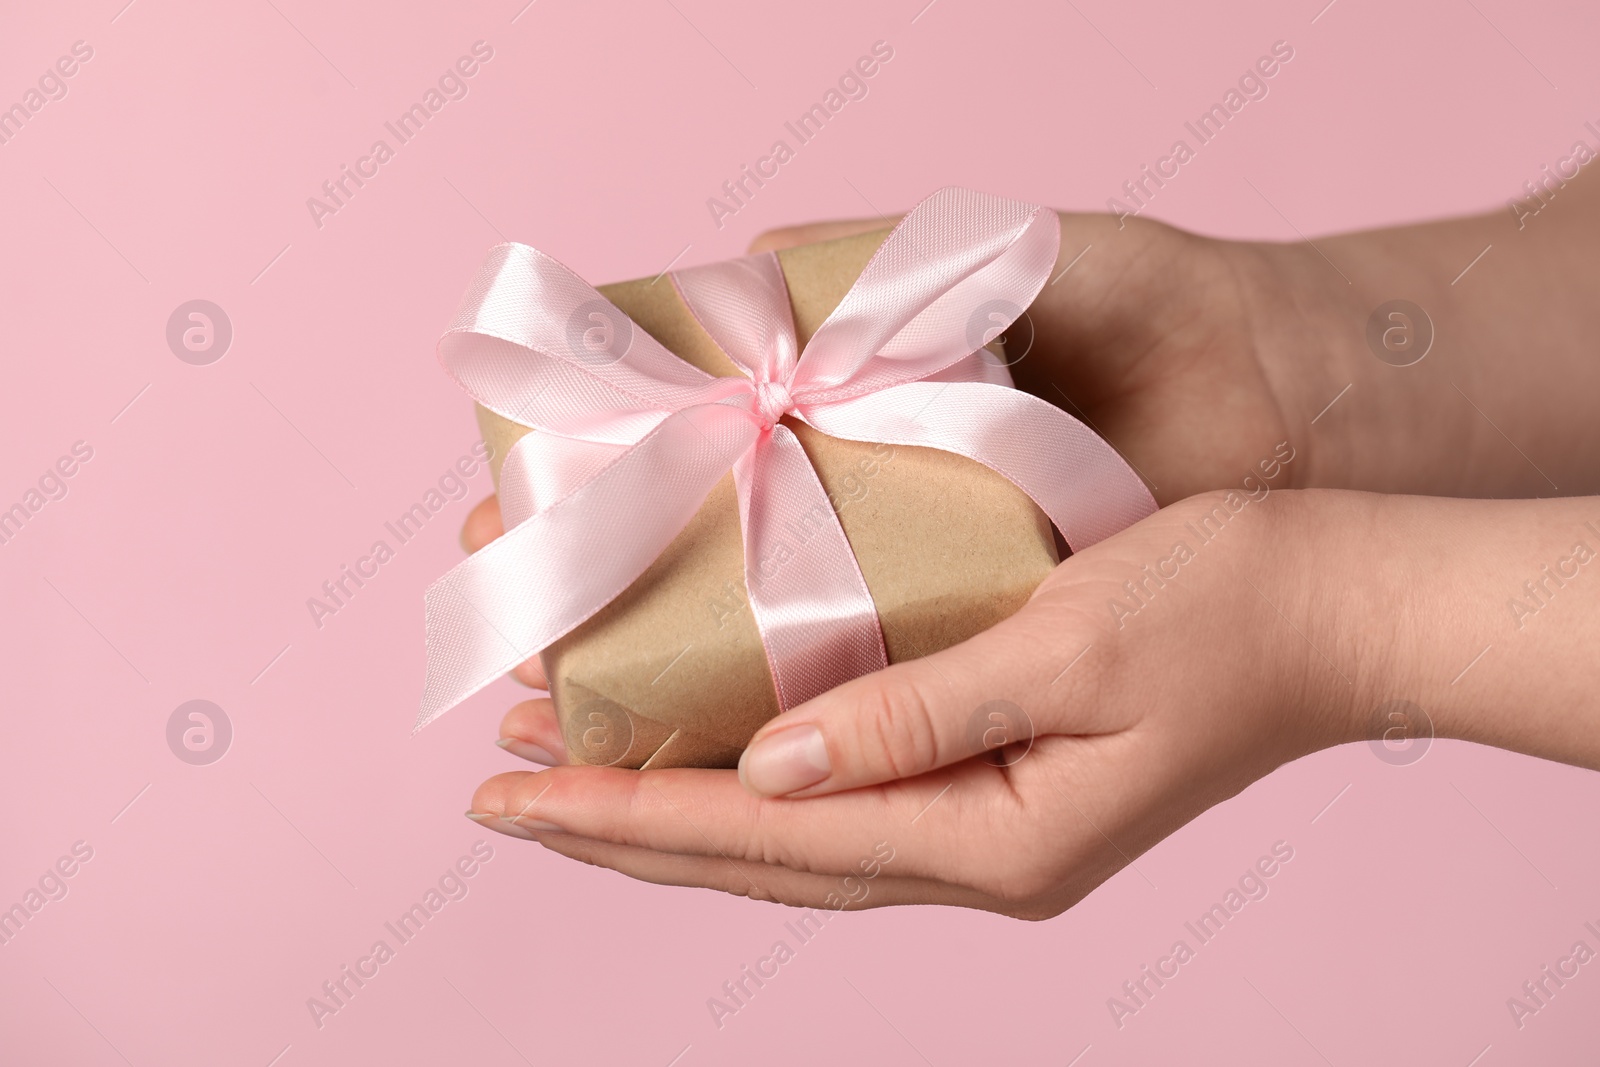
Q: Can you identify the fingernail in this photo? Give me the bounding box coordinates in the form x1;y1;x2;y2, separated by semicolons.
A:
464;811;563;839
496;737;558;766
739;724;831;796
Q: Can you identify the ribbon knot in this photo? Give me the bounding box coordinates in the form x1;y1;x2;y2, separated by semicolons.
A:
416;187;1157;732
752;379;794;429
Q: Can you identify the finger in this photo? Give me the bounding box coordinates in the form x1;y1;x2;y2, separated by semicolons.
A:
497;698;565;766
469;761;1016;890
519;833;1009;913
508;657;548;689
746;217;901;254
461;494;504;553
735;593;1110;798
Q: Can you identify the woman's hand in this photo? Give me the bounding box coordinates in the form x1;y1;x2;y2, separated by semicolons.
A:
468;487;1600;916
467;488;1358;917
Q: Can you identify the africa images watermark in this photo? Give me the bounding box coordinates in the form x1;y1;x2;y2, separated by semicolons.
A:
705;841;897;1030
705;40;896;230
0;440;95;549
0;40;95;149
0;841;96;949
1366;698;1433;767
1107;840;1296;1029
306;41;495;229
1507;120;1600;230
1504;921;1600;1031
1504;520;1600;632
1365;299;1433;368
167;699;234;766
1107;40;1296;227
305;440;493;629
1108;442;1296;629
305;840;496;1029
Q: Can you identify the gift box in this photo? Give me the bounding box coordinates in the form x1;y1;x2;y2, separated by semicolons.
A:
476;226;1059;768
418;189;1155;767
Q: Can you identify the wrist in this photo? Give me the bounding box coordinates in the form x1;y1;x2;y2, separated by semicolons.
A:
1274;490;1600;768
1244;488;1401;750
1224;208;1588;498
1219;239;1396;494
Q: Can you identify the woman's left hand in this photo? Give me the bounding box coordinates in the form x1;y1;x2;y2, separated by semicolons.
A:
468;487;1370;918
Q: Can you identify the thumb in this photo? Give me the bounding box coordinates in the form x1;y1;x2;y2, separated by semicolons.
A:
736;598;1094;798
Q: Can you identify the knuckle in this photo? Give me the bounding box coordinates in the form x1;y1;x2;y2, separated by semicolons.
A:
742;802;828;875
743;801;794;869
619;774;666;849
852;674;942;779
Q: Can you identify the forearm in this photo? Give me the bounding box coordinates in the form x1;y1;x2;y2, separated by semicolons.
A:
1241;167;1600;498
1290;491;1600;770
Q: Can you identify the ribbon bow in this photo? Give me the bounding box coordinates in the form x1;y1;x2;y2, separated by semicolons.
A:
417;187;1155;731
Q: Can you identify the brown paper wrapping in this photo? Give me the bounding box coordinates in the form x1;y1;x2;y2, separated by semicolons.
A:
476;228;1058;769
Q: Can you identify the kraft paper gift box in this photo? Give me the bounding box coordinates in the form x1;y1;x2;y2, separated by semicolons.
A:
475;228;1060;769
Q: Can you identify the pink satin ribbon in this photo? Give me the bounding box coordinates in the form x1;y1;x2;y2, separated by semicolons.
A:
417;187;1156;731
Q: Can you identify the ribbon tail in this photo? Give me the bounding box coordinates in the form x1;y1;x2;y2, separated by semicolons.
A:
732;426;888;710
417;405;757;731
802;382;1157;552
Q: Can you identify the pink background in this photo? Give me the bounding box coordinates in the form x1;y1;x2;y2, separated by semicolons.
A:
3;0;1598;1063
